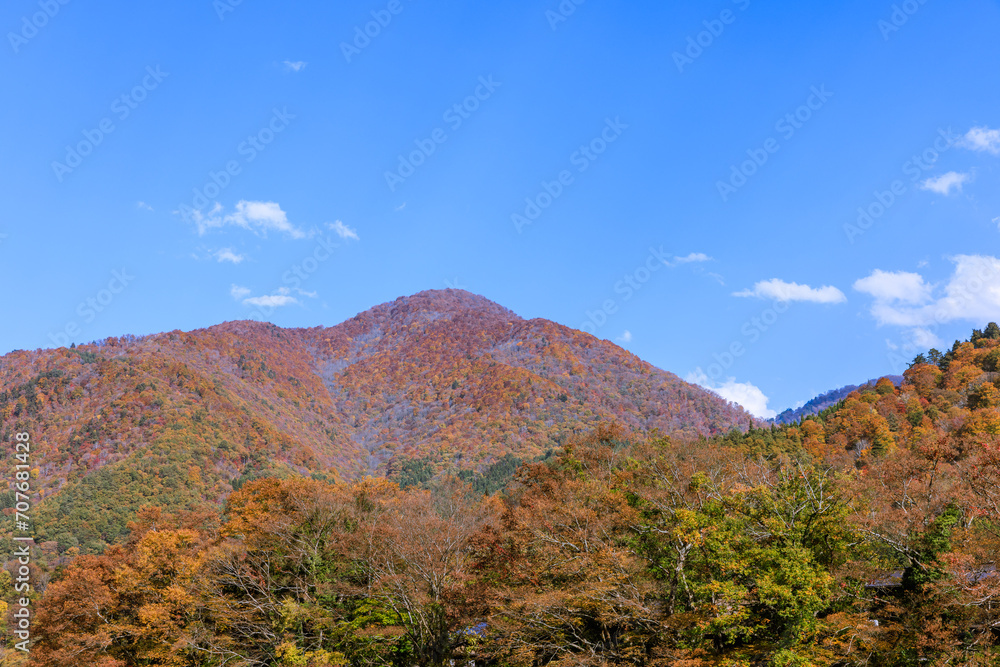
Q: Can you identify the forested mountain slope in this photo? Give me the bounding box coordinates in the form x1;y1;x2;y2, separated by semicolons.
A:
22;324;1000;667
0;289;751;552
772;375;904;424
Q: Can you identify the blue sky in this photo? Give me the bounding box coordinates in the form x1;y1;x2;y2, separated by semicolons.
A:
2;0;999;418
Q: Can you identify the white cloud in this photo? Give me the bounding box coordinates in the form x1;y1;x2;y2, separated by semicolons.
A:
674;252;712;264
714;381;776;420
855;255;1000;328
216;248;245;264
909;327;944;350
230;285;252;300
283;60;307;72
137;201;153;211
243;295;299;308
233;285;316;308
961;126;1000;154
395;203;407;211
921;171;970;195
733;279;847;304
229;201;305;238
686;369;776;419
616;330;632;343
327;220;359;241
853;269;932;305
993;216;1000;230
707;272;726;285
275;286;318;299
190;200;307;239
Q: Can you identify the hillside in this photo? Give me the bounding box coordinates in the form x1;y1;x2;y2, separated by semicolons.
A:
772;375;904;424
0;289;752;552
23;323;1000;667
719;323;1000;463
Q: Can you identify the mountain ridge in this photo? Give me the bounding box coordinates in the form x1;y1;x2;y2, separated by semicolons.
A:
772;375;905;425
1;289;753;551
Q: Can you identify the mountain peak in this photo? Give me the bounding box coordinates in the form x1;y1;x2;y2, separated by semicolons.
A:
354;289;522;331
391;289;521;318
2;288;755;553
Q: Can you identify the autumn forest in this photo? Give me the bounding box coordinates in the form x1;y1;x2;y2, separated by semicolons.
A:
2;292;1000;665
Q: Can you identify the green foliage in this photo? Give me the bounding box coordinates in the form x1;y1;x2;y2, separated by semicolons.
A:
74;348;100;363
972;321;1000;343
928;324;997;370
903;504;962;592
33;422;231;551
457;450;556;495
636;461;852;653
395;457;435;489
457;454;522;495
0;369;69;416
983;348;1000;372
718;423;804;457
231;466;282;491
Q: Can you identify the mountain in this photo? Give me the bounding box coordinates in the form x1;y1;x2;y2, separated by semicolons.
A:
0;289;752;552
22;323;1000;666
772;375;904;425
